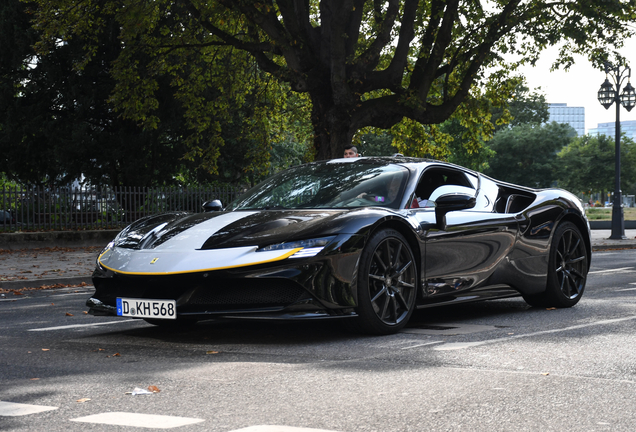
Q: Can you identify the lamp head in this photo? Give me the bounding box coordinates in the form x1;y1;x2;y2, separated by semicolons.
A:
620;82;636;112
598;78;615;110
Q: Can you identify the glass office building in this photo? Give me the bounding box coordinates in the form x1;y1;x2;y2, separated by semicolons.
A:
548;103;585;136
588;120;636;141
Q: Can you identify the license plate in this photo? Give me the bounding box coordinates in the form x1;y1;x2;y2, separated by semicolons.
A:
116;298;176;319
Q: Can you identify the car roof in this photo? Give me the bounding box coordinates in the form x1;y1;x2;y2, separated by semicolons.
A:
320;156;475;175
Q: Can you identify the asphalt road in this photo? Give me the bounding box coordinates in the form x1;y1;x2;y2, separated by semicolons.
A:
1;249;636;432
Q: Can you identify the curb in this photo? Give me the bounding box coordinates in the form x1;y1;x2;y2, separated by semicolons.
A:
592;244;636;251
0;230;120;250
0;276;93;291
589;220;636;229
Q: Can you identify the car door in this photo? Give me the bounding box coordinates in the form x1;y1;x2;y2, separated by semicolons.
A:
411;169;518;297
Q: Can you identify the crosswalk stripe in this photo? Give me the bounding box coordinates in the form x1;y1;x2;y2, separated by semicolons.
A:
0;401;58;417
229;426;341;432
0;403;340;432
70;412;204;428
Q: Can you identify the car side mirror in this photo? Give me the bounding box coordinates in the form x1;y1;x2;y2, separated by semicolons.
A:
202;199;223;212
431;187;476;230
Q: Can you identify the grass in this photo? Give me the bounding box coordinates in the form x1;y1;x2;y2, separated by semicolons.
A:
586;207;636;220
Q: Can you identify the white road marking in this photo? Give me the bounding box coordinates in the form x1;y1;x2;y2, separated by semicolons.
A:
70;412;204;428
401;341;446;350
588;267;635;274
435;315;636;351
0;401;58;417
230;426;341;432
616;288;636;291
28;320;137;332
402;323;496;336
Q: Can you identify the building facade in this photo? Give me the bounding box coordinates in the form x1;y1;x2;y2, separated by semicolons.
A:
548;103;585;136
588;120;636;141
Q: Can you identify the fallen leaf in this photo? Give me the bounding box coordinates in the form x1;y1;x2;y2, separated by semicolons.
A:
546;307;557;311
66;312;74;316
30;378;39;381
42;349;50;351
541;373;550;376
83;311;88;314
76;398;91;403
112;353;121;357
148;385;160;393
13;291;23;296
206;351;219;355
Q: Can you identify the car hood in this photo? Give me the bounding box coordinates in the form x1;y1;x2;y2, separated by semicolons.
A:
116;209;376;251
98;209;384;275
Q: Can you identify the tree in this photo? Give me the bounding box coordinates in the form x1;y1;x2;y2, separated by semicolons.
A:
557;134;636;199
442;118;495;172
484;122;575;188
356;131;396;157
31;0;635;166
439;80;548;171
2;0;313;186
493;83;549;132
0;0;187;186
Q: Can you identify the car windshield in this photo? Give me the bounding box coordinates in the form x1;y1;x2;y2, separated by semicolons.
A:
227;161;410;210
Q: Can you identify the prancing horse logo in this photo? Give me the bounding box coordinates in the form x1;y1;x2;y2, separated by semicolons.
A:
150;258;159;264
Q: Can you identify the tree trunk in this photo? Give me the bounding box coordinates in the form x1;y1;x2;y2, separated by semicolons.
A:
310;91;356;161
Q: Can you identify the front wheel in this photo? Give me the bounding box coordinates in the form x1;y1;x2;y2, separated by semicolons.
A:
353;229;418;334
524;221;588;308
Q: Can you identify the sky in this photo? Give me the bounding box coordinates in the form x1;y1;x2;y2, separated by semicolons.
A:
515;38;636;133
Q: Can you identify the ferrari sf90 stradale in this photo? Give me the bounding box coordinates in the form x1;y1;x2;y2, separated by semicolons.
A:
88;157;590;334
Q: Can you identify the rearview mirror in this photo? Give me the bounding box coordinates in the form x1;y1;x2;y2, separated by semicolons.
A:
431;186;476;230
202;199;223;212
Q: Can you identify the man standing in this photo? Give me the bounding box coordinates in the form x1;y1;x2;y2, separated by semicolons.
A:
343;145;359;158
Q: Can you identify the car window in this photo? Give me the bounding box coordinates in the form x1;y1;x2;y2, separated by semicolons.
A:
412;167;474;208
467;175;499;212
227;162;410;210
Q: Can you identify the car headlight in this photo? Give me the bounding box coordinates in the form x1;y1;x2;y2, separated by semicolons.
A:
257;236;335;258
96;241;115;267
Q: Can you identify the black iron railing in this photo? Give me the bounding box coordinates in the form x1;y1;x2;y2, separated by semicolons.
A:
0;185;243;232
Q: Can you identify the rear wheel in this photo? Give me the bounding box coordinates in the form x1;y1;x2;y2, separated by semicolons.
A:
353;229;418;334
524;222;588;308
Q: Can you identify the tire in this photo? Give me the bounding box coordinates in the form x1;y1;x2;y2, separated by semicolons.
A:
524;221;588;308
353;229;418;334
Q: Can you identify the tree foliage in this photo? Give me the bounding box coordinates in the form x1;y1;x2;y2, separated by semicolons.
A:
1;0;312;186
484;122;575;188
30;0;636;167
440;80;548;171
557;134;636;197
492;83;549;132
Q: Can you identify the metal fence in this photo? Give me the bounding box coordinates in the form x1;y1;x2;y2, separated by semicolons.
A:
0;185;243;232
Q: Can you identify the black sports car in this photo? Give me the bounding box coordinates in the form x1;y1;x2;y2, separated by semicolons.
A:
88;157;591;334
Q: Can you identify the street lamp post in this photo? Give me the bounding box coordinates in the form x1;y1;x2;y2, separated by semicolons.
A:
597;62;636;240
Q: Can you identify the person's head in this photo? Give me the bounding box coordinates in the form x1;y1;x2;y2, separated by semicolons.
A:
343;145;359;158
